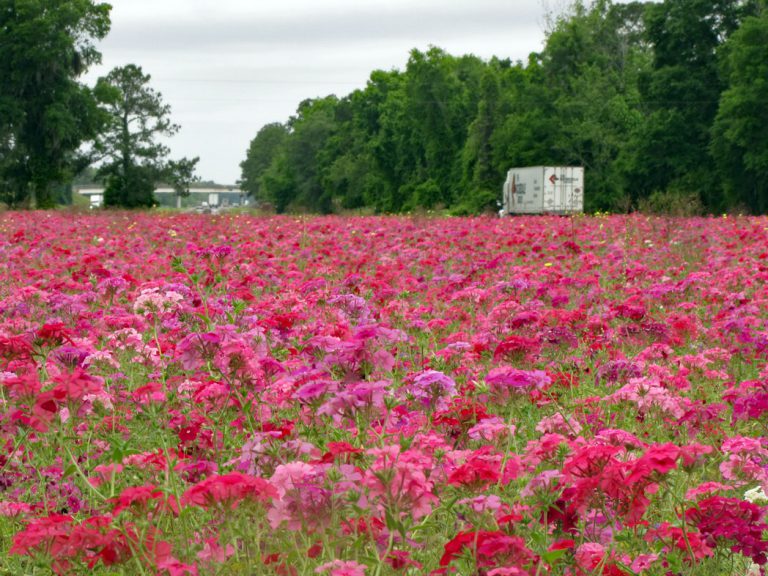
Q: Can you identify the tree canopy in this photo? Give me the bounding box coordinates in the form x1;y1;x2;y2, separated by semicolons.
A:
93;65;196;208
241;0;768;215
0;0;111;208
711;3;768;213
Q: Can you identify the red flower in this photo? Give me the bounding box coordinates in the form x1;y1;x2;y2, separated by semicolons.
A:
10;514;73;556
432;397;490;439
10;514;133;570
182;473;277;510
626;443;680;484
448;448;504;490
548;538;575;551
686;496;768;565
645;522;713;561
385;549;422;570
2;372;40;399
111;484;179;516
319;441;363;463
493;335;541;361
440;530;537;571
36;322;75;345
0;333;33;361
50;368;105;403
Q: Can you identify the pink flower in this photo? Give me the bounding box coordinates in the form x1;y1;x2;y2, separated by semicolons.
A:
0;501;33;518
315;560;367;575
485;367;551;395
467;416;516;441
685;482;734;500
630;553;659;572
574;542;605;570
457;494;504;513
535;412;581;436
268;462;330;530
364;446;438;519
521;470;561;498
133;288;184;316
157;557;198;576
196;537;234;563
608;377;685;418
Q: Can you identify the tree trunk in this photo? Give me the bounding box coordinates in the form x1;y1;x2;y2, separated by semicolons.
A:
32;181;56;209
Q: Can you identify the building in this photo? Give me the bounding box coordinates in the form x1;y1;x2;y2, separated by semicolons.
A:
73;185;245;209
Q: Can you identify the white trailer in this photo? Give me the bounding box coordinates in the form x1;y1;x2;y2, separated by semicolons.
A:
500;166;584;215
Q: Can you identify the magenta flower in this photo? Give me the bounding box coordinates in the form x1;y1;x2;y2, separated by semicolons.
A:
315;560;367;576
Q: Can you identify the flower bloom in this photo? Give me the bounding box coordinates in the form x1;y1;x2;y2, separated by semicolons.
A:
315;560;367;576
406;369;457;410
133;288;184;316
467;416;516;441
111;484;178;516
440;530;537;570
686;496;768;566
182;473;277;510
535;412;582;436
268;462;331;530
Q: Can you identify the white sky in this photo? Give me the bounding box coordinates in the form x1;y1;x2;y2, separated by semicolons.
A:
82;1;582;184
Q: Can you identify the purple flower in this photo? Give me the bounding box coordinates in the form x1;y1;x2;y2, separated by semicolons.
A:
295;379;335;402
486;367;551;394
407;370;457;410
53;345;89;370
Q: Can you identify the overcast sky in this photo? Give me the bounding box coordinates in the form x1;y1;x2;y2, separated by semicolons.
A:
82;0;577;184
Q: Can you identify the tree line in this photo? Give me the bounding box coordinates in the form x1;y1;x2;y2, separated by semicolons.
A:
240;0;768;215
0;1;197;208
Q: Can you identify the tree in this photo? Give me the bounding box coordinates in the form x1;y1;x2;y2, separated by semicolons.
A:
239;123;288;204
403;48;484;208
490;56;563;173
238;3;767;215
620;0;757;208
165;157;200;208
315;70;404;212
358;69;412;212
540;0;650;211
0;0;111;208
711;4;768;213
261;97;339;213
94;64;191;208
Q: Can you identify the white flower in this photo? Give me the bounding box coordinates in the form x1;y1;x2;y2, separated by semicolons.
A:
744;486;768;504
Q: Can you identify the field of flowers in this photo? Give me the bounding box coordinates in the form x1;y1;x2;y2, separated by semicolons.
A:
1;212;768;575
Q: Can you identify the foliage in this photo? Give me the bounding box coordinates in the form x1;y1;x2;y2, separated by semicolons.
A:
0;0;111;208
93;65;194;208
165;157;201;207
636;189;706;216
240;0;768;215
711;4;768;214
239;123;288;204
619;0;757;210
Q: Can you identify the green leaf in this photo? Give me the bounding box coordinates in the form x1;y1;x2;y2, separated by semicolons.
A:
540;547;570;564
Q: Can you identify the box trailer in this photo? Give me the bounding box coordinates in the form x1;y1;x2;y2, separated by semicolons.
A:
500;166;584;216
